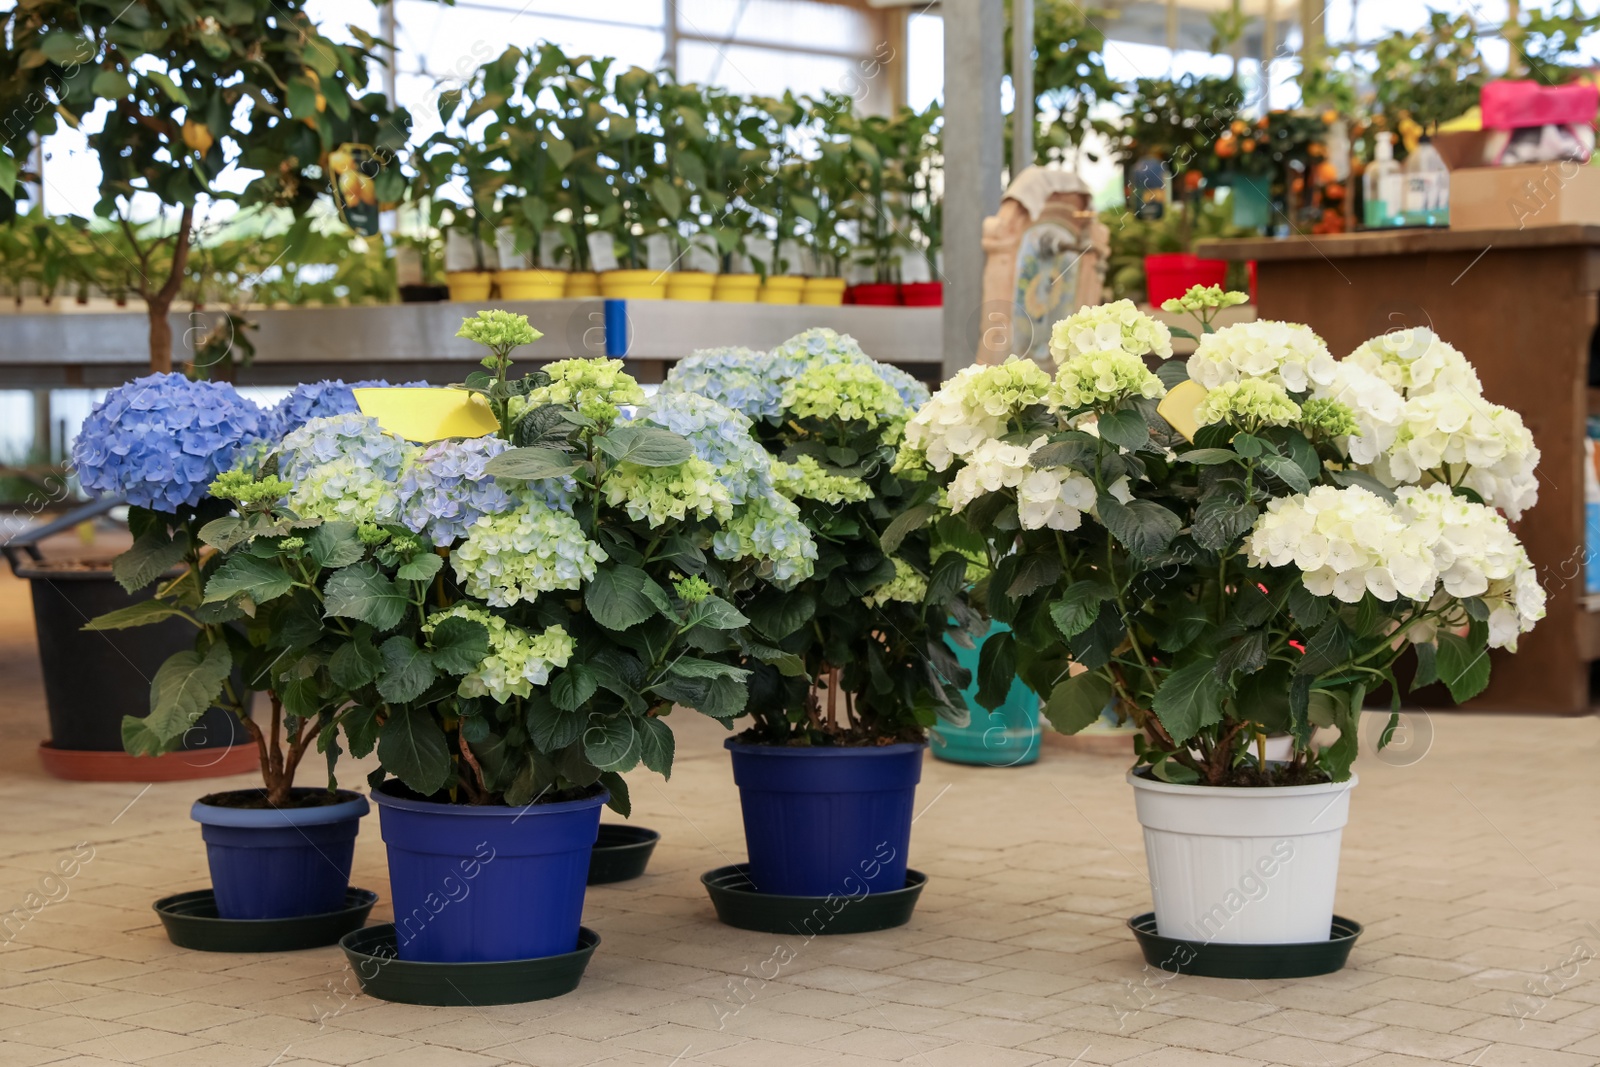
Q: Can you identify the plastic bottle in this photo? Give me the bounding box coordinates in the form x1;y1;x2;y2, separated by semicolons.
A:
1402;135;1450;226
1363;133;1403;228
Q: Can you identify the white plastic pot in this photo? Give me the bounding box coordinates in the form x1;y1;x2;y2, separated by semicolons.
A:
1128;771;1356;945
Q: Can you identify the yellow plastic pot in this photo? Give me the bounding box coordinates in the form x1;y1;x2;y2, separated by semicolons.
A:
599;269;666;300
801;277;847;306
565;271;601;298
712;274;761;303
664;271;716;302
446;271;493;302
758;276;806;305
495;269;568;301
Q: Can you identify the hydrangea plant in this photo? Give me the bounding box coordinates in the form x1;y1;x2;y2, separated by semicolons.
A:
908;287;1545;786
659;330;972;745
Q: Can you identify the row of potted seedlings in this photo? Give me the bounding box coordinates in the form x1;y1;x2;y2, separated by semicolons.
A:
72;290;1544;997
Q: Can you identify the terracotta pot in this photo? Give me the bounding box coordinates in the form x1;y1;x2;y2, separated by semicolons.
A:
496;269;567;300
38;740;260;782
712;274;761;303
664;271;716;301
445;271;494;302
899;281;943;307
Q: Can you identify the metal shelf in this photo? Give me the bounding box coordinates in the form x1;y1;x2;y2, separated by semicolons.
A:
0;299;942;387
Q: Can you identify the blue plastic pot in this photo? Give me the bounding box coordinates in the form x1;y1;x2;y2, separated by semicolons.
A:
934;621;1041;767
191;789;369;921
725;739;923;897
372;783;605;964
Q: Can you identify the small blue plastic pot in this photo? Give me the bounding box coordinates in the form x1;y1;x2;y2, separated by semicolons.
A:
725;739;923;897
191;789;369;921
934;621;1042;767
372;783;605;964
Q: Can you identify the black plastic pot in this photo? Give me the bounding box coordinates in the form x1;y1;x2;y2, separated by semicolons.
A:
17;562;247;751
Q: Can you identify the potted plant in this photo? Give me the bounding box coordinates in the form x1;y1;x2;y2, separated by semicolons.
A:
906;288;1544;964
660;330;972;915
699;87;763;303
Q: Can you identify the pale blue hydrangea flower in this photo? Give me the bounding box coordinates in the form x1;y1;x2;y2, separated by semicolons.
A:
278;414;411;524
661;346;787;421
629;392;775;505
451;503;608;608
712;491;818;588
72;373;270;512
397;437;520;547
770;328;931;409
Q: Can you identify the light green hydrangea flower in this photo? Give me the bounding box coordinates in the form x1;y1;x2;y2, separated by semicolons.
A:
1160;285;1250;314
1196;379;1302;431
1299;397;1360;439
781;361;907;432
524;358;646;424
967;358;1054;418
451;503;607;608
711;492;818;587
1049;299;1173;365
424;604;574;702
776;454;873;504
1052;350;1167;410
601;455;731;526
673;575;713;603
864;558;927;608
456;310;542;356
289;457;404;525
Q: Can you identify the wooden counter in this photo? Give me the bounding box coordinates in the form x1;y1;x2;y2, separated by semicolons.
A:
1197;226;1600;714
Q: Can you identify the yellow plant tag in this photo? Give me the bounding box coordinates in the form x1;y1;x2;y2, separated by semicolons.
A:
1157;380;1208;443
353;388;499;443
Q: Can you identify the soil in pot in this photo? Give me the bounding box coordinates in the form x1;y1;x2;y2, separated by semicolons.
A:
192;788;369;921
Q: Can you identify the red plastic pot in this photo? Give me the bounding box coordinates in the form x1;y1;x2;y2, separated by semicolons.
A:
1144;253;1227;306
847;283;901;306
899;282;943;307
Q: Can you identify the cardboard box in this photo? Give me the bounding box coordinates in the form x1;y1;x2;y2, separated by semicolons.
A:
1450;160;1600;231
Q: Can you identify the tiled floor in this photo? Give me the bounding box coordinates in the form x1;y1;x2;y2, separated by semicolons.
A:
4;559;1600;1066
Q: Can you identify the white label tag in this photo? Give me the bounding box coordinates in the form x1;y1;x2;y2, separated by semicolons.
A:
587;232;619;273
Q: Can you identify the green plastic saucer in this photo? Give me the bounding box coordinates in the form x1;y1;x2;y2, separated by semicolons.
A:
702;864;926;935
588;825;659;885
1127;912;1362;979
154;888;377;953
339;924;599;1005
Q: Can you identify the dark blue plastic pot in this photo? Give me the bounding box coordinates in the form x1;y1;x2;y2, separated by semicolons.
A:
191;789;369;921
372;783;605;964
725;739;923;897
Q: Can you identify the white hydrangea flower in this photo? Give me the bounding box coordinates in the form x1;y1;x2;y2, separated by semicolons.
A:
1375;393;1540;520
1308;361;1405;464
1187;320;1336;393
947;436;1095;532
1246;485;1438;604
1345;328;1483;398
1052;349;1167;410
1049;300;1173;365
902;361;1047;472
946;437;1037;512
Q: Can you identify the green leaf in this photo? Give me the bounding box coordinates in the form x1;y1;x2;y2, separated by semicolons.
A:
90;69;129;100
1151;657;1223;745
652;674;746;718
1256;453;1311;494
1006;555;1063;599
1044;670;1112;735
1215;631;1269;680
198;516;253;553
747;588;815;641
377;707;452;796
341;706;381;759
594;425;694;467
1411;641;1438;689
307;522;365;569
323;563;408;632
1231;433;1267;458
975;630;1017;711
142;641;232;749
1328;468;1396;503
684;595;748;631
113;527;188;594
203;555;293;606
397;552;443;582
377;636;437;703
1151;757;1200;784
587;565;667;632
1029;434;1098;470
143;69;190;106
1177;448;1240;465
1096;408;1150;452
638;716;674;777
483;446;581;481
552;664;598;711
599;770;632;817
1287;580;1330;628
329;638;384;689
40;33;89;63
1155;359;1192;387
1436;632;1491;703
879;503;939;555
1299;619;1351;675
666;657;751;681
1193;496;1258;551
83;600;187;631
428;616;489;674
1097;497;1182;559
1049;581;1113;640
583;716;638;771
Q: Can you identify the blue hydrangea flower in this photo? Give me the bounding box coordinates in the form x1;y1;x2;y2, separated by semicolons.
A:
630;392;774;505
398;437;518;546
72;373;270;512
660;347;787;421
277;414;412;524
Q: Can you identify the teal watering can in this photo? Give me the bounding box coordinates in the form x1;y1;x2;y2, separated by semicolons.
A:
933;621;1041;767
